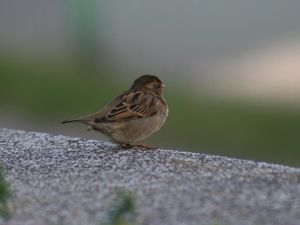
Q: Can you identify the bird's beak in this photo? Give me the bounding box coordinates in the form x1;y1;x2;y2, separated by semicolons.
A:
162;83;166;88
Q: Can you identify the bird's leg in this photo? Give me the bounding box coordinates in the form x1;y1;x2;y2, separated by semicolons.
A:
135;143;158;150
135;143;151;149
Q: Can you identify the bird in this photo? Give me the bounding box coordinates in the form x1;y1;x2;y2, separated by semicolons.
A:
61;75;168;148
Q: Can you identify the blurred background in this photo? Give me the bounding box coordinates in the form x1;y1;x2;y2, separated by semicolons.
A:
0;0;300;166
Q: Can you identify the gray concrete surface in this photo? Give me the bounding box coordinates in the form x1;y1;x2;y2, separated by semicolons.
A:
0;128;300;225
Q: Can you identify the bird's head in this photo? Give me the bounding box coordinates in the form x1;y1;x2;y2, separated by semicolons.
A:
131;75;165;95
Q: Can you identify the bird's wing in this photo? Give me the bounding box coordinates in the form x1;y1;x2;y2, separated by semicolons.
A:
92;91;159;123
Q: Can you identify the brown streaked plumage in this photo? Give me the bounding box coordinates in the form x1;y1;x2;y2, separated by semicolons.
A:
61;75;168;146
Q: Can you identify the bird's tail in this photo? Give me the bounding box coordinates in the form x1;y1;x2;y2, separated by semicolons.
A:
60;119;83;124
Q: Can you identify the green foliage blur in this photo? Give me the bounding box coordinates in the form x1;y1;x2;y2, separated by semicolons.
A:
104;191;136;225
1;56;300;167
0;165;11;220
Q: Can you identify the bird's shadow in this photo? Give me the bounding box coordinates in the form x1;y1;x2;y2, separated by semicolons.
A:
113;144;158;151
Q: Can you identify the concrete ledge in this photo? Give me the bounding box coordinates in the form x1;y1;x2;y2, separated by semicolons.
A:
0;128;300;225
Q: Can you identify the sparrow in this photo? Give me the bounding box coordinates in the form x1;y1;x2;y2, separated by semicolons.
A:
61;75;168;147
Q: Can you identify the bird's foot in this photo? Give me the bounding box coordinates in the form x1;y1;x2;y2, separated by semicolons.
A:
135;143;152;149
120;144;134;149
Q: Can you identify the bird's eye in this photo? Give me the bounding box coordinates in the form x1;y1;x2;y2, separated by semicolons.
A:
154;83;160;89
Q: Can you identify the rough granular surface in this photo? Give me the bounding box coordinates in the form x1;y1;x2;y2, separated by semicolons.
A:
0;128;300;225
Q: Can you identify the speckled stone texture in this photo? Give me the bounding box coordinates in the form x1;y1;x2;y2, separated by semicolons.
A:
0;128;300;225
